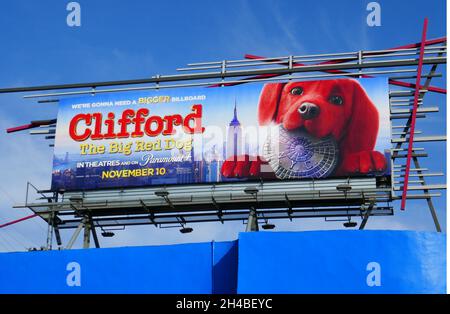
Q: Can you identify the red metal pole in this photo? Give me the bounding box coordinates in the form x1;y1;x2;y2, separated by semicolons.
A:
0;214;38;229
6;119;57;134
6;123;36;133
388;80;446;94
400;18;429;210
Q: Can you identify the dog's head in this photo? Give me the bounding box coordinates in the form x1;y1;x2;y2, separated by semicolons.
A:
258;79;378;141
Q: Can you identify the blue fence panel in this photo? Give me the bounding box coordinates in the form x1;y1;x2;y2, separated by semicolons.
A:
0;231;445;293
237;230;446;294
212;240;238;294
0;242;214;294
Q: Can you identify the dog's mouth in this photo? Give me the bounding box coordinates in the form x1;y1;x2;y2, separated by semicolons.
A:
297;125;336;142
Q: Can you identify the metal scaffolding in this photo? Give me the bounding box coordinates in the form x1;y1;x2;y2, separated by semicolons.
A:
1;32;446;249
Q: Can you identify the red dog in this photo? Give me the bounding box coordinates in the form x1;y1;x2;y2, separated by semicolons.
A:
221;79;387;178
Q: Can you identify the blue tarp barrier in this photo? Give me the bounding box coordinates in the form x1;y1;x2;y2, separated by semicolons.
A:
212;240;238;294
0;242;215;294
237;230;446;294
0;231;445;293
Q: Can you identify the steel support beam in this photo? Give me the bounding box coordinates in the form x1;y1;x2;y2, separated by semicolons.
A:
245;207;259;232
90;218;100;248
54;225;62;246
83;216;91;249
412;157;441;232
46;211;54;250
66;221;84;249
359;200;375;230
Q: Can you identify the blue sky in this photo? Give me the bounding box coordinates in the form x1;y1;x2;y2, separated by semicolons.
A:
0;0;446;251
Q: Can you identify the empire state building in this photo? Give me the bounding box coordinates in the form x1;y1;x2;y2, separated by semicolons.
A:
226;102;242;159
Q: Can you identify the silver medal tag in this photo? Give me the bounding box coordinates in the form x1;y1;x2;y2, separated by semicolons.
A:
263;126;339;179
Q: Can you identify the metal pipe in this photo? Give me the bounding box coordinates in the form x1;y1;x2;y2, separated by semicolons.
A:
187;56;291;66
0;55;444;96
391;136;446;143
22;69;419;99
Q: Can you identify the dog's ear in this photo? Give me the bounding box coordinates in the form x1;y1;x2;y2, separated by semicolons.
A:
343;80;379;151
258;83;285;125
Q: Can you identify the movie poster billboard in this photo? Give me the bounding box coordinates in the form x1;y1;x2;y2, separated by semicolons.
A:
51;78;391;191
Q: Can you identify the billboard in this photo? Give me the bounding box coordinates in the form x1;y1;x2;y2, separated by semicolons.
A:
51;78;391;191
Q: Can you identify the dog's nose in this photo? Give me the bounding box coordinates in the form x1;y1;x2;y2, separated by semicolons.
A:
298;102;320;120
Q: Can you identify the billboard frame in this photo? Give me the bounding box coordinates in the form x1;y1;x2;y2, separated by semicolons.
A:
2;31;446;249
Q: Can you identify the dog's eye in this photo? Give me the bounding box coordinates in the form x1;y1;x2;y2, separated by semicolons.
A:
290;87;303;95
329;95;343;105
